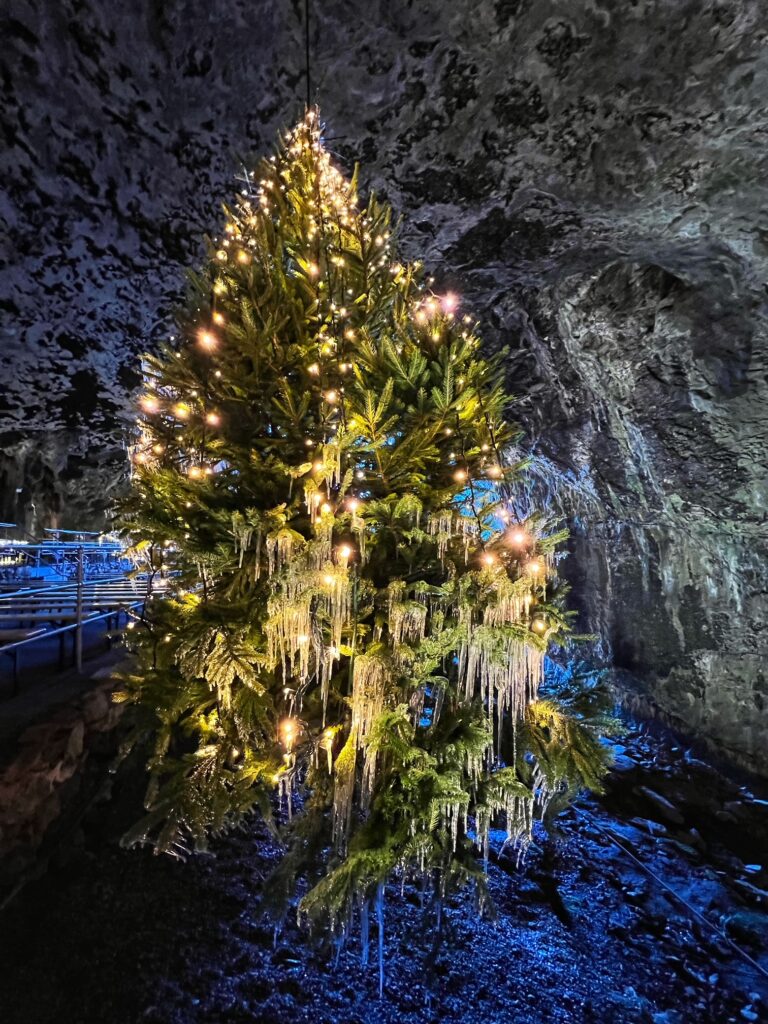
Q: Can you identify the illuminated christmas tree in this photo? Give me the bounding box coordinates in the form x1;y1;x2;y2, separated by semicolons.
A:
118;110;613;986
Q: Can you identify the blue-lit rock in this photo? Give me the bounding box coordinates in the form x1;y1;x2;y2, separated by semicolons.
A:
1;720;767;1022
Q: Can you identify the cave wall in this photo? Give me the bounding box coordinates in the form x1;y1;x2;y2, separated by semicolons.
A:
1;0;766;769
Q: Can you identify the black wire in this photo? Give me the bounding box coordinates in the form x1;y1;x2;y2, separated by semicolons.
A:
304;0;311;109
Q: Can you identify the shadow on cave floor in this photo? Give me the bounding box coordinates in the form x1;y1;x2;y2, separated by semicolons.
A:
0;728;767;1024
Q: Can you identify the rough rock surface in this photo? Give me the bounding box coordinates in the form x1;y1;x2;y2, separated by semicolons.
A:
1;1;766;768
0;678;124;888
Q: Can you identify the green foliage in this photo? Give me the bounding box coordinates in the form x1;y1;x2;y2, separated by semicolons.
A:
117;109;615;959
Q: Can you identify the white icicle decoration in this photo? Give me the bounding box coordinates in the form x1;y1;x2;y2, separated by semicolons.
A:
312;515;334;568
319;644;340;724
428;511;454;562
475;788;535;866
304;480;322;524
348;651;389;809
266;528;296;576
458;628;544;725
231;515;262;577
460;618;544;733
320;441;342;491
459;516;478;563
319;563;351;653
453;570;546;742
352;511;367;565
388;581;427;648
232;519;252;569
265;577;314;682
441;800;468;853
264;554;352;696
483;575;534;627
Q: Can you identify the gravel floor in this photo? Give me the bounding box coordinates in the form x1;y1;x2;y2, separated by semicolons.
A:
1;729;766;1024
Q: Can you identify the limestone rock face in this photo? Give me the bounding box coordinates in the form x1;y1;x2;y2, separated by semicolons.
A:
1;1;766;768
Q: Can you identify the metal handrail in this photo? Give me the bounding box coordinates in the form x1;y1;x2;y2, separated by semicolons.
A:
0;575;150;601
0;605;142;654
0;586;145;598
0;544;152;685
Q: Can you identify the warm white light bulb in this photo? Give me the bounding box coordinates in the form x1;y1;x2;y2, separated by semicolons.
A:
280;718;298;749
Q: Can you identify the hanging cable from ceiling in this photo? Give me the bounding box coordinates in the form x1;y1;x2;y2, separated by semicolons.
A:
304;0;312;109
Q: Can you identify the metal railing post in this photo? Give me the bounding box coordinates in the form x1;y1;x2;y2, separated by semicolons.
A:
75;544;84;672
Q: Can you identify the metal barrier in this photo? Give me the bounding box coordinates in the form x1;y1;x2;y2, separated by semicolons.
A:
0;574;145;598
0;603;146;694
0;535;131;587
0;547;155;694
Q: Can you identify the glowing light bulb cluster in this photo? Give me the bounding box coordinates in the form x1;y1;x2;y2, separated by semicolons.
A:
280;718;298;751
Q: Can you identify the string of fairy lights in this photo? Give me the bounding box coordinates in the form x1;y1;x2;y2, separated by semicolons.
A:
130;109;555;754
